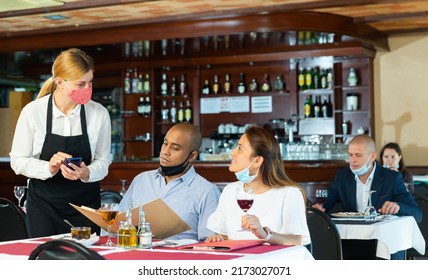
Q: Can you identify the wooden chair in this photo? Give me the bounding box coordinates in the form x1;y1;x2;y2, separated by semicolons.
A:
306;206;343;260
28;239;105;260
0;197;29;242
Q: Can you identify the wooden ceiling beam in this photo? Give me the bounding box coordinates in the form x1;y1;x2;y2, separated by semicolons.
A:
355;11;428;23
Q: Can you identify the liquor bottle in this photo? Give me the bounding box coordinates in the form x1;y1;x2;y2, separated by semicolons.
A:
320;68;327;89
202;79;211;95
161;100;169;122
137;73;143;94
124;71;131;94
297;31;305;45
213;75;220;95
170;99;177;123
144;96;151;117
118;203;137;248
132;68;139;94
261;74;271;92
274;75;284;92
224;73;232;94
249;78;259;93
161;39;168;56
321;95;329;118
312;67;319;89
305;31;312;45
304;95;312;118
179;74;187;96
137;97;144;116
184;100;192;123
326;68;333;89
313;95;321;118
348;68;358;86
160;73;168;96
237;73;246;94
170;77;177;96
177;101;184;123
298;67;305;91
305;67;313;90
327;94;333;117
143;73;151;94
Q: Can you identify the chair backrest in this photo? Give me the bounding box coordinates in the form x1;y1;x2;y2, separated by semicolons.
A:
306;206;343;260
100;189;122;205
28;239;105;260
0;197;29;242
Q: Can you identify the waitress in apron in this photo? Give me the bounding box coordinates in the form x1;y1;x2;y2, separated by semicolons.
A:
10;48;112;238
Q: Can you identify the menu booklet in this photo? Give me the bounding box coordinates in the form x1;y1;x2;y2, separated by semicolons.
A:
70;198;190;240
178;239;265;252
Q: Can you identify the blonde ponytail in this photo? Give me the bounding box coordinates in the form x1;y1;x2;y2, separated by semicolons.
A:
37;77;56;99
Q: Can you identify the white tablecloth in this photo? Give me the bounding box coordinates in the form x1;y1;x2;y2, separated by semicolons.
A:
334;216;425;259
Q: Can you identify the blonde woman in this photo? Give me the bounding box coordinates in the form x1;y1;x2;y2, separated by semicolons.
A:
206;126;310;246
10;48;111;237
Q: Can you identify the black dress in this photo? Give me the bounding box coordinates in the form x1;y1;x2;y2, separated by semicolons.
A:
26;94;100;237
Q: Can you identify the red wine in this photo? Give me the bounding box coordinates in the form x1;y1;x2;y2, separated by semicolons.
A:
237;199;254;211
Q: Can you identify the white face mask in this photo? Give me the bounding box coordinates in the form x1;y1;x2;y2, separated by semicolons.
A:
383;164;399;169
234;158;259;184
350;155;372;176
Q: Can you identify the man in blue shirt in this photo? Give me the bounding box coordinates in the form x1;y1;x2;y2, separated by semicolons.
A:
119;123;221;241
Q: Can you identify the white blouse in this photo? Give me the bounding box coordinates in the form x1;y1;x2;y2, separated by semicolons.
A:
9;94;111;182
207;181;311;245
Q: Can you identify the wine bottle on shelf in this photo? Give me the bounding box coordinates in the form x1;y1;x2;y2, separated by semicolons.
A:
170;77;177;96
170;99;177;123
161;100;169;122
177;101;184;123
213;75;220;95
305;67;313;90
124;70;131;94
261;74;271;92
132;68;139;94
313;95;321;118
321;95;329;118
144;96;151;117
320;68;327;89
249;78;258;93
179;74;187;96
274;75;284;92
298;67;306;91
202;79;211;95
237;73;246;94
143;73;150;94
137;97;144;116
184;100;192;123
160;73;168;96
327;68;333;89
312;67;319;89
224;73;232;94
327;94;333;117
304;95;312;118
137;73;143;94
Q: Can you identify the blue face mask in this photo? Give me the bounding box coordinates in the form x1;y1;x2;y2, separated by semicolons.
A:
350;155;372;176
235;158;259;184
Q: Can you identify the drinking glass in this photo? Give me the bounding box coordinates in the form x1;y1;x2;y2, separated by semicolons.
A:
364;190;377;221
315;189;328;204
100;203;119;246
119;179;127;197
14;186;27;207
236;186;254;231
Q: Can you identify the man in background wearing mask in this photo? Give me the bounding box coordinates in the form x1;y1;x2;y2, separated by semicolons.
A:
313;134;421;259
119;123;220;241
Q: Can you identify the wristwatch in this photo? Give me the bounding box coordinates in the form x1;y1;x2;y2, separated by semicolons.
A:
263;226;273;241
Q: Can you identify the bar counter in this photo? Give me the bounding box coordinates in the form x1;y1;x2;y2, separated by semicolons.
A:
0;160;347;203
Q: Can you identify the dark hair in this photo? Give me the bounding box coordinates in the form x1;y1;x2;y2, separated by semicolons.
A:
244;126;305;199
379;142;407;173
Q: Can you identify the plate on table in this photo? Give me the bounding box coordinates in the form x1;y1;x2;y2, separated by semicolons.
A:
331;212;365;218
51;233;99;247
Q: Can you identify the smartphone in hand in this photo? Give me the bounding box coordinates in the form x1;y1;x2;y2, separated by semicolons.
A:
65;157;82;169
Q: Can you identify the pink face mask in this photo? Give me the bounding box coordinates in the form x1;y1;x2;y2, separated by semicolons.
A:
63;80;92;105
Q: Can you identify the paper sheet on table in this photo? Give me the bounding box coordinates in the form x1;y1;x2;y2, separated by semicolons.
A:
70;198;190;239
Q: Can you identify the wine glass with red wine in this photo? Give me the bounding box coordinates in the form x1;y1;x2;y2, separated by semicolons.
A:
315;189;328;204
236;186;254;231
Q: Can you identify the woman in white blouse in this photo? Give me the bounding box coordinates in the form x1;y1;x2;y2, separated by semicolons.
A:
206;126;310;246
10;48;111;237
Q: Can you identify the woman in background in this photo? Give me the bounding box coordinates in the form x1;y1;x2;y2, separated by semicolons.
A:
10;48;111;237
379;142;414;193
206;126;310;246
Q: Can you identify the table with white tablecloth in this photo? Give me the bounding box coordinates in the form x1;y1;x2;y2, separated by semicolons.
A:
333;216;425;259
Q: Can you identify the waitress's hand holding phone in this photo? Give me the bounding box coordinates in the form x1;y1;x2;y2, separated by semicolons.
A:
50;152;90;181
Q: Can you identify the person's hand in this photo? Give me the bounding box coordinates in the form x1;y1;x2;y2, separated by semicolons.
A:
312;203;326;212
205;234;226;242
241;214;266;239
378;201;400;215
49;152;72;175
60;160;90;181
